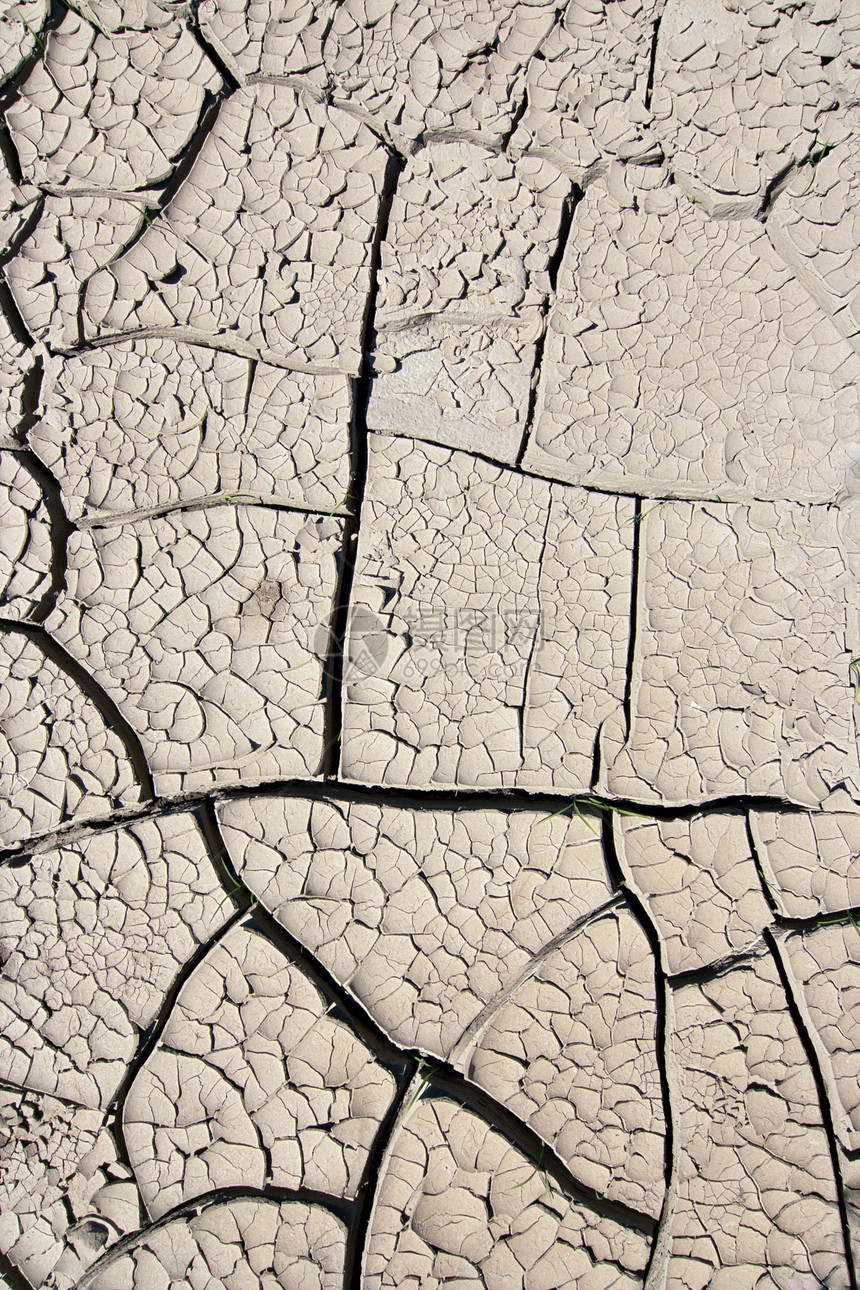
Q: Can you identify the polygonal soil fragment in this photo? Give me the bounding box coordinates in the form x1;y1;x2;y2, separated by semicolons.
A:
522;166;860;503
650;0;840;216
0;813;232;1107
87;1198;347;1290
217;794;615;1060
197;0;334;85
0;453;52;620
36;341;351;519
0;632;141;848
199;0;559;146
464;905;666;1218
508;0;662;173
342;436;633;789
0;1086;143;1290
778;922;860;1154
7;194;150;348
750;796;860;917
7;9;221;191
45;506;342;794
124;917;398;1214
667;952;849;1288
368;143;569;463
83;83;390;373
364;1096;651;1289
600;498;860;806
614;812;772;974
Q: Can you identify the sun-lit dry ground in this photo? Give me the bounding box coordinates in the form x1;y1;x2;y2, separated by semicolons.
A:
1;2;860;1288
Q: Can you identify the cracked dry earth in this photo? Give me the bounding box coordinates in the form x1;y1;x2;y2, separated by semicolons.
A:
4;3;860;1290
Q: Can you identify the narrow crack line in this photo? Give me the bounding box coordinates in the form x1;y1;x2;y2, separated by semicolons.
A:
75;492;347;530
422;1064;657;1234
744;812;781;919
242;355;257;420
500;81;530;153
0;620;155;800
644;15;661;113
601;813;677;1286
323;147;405;776
0;0;63;107
245;902;409;1070
450;892;627;1067
765;928;859;1290
188;14;241;94
666;941;770;991
9;445;73;624
623;493;644;739
0;1247;36;1290
344;1060;417;1290
250;76;408;155
0;275;34;348
75;1184;352;1290
514;183;580;469
776;905;860;934
57;326;355;374
11;351;43;444
0;110;22;185
0;778;842;868
757;139;832;223
77;89;228;298
0;1074;89;1112
0;190;44;270
366;427;850;509
518;486;553;767
195;797;254;919
104;903;248;1170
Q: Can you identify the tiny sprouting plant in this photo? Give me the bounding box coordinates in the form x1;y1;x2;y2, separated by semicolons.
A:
406;1059;439;1111
326;490;357;518
213;874;249;915
535;797;650;832
511;1142;552;1198
799;143;833;197
621;501;661;527
850;657;860;702
15;8;70;102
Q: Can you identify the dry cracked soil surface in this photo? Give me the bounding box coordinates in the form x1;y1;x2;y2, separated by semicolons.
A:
2;1;860;1288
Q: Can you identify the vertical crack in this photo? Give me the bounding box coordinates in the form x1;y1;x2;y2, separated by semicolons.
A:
105;905;250;1206
602;813;678;1288
11;446;73;625
322;148;405;775
766;928;859;1290
518;485;553;768
644;16;661;113
0;277;34;348
195;797;254;918
514;184;580;469
344;1060;417;1290
622;495;645;739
